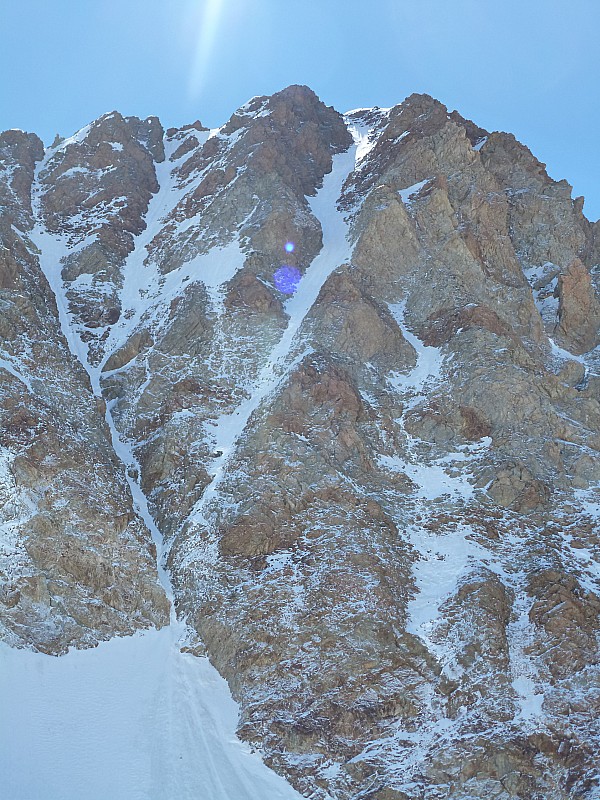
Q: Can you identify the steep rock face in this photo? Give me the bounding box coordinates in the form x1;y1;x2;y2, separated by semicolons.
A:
98;86;353;543
36;112;165;361
346;97;600;496
555;258;600;354
165;96;600;798
0;129;169;654
1;88;599;799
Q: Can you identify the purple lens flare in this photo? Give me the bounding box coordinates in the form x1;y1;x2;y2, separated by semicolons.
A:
274;265;302;295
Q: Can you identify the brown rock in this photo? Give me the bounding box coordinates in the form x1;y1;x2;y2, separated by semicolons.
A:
555;257;600;354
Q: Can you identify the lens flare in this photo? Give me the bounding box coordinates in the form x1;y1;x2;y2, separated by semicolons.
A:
274;266;301;295
284;241;295;253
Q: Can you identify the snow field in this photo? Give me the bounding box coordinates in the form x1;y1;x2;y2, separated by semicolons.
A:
0;624;302;800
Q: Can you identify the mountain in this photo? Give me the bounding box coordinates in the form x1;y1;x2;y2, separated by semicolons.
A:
1;85;599;799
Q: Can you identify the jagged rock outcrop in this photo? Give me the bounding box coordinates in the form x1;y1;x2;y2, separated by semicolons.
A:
0;128;169;654
1;86;599;798
36;112;165;359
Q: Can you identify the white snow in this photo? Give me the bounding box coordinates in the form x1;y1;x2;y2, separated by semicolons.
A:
382;301;492;502
101;234;245;381
382;301;499;647
379;453;477;501
574;485;600;524
406;523;490;643
549;337;587;366
28;222;90;366
398;179;430;205
522;264;599;377
473;136;488;151
44;120;96;157
346;119;377;165
507;596;546;726
381;300;480;500
344;106;392;117
264;550;307;627
387;300;444;410
0;625;302;800
0;354;34;392
344;108;391;166
0;449;35;580
511;675;544;721
94;130;243;375
523;262;559;326
56;165;91;179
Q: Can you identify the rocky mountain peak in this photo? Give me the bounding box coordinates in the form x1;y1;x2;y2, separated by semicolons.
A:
1;86;599;799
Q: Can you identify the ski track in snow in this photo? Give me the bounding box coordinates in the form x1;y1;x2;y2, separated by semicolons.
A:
0;624;301;800
13;129;304;800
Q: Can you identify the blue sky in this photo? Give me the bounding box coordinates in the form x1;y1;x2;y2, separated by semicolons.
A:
2;0;599;220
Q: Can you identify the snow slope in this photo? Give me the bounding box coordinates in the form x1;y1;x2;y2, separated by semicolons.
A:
0;624;302;800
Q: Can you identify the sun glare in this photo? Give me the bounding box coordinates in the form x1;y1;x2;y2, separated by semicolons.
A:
188;0;226;101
